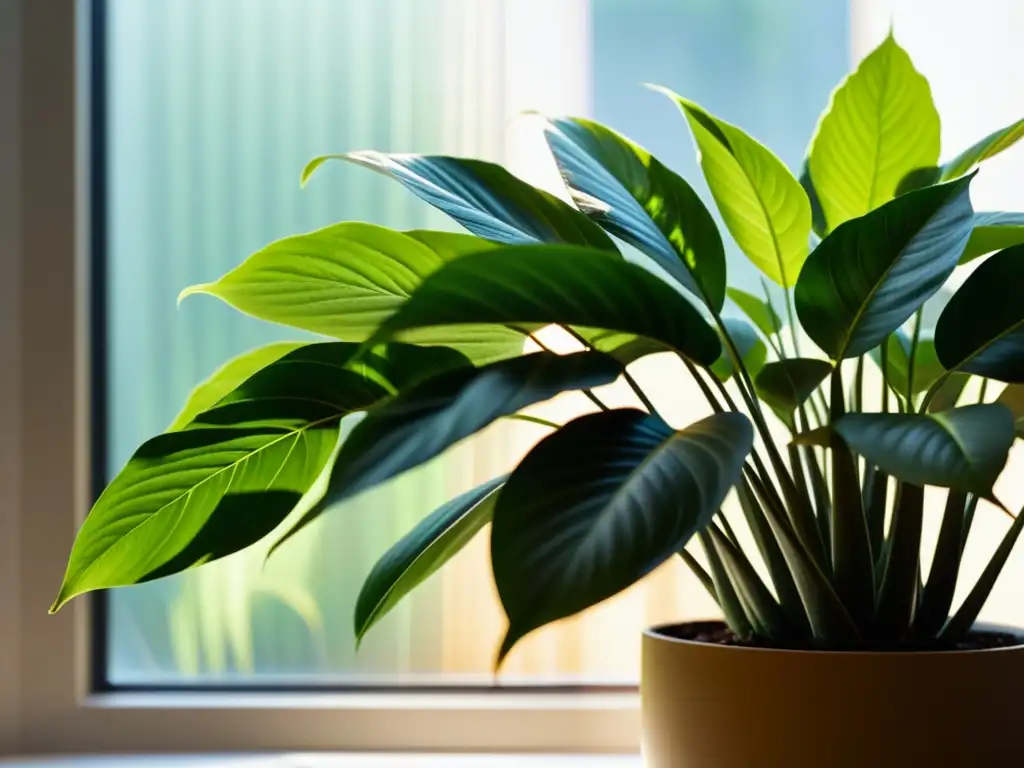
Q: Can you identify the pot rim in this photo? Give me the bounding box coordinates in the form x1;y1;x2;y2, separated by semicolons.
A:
645;620;1024;657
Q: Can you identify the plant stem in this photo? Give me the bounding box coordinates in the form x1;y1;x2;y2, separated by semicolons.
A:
978;377;990;403
623;369;658;414
906;308;923;413
682;355;724;413
880;335;891;414
530;330;610;411
504;413;561;430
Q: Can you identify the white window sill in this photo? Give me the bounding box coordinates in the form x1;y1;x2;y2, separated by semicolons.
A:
0;756;640;767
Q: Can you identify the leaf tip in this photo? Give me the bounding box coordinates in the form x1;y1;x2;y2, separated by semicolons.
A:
177;283;208;306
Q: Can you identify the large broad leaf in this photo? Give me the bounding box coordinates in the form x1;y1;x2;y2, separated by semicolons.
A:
354;476;505;642
939;117;1024;181
754;358;833;428
372;245;722;365
960;212;1024;264
935;244;1024;382
273;351;622;549
727;287;781;339
542;116;726;310
492;409;753;662
52;344;398;609
180;223;524;364
711;318;766;383
794;176;975;360
304;152;616;251
869;330;946;399
652;86;811;288
807;35;939;231
832;405;1015;498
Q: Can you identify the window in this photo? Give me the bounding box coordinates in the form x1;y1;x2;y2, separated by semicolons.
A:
98;0;850;688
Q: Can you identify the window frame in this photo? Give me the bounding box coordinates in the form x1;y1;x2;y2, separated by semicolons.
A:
4;0;871;755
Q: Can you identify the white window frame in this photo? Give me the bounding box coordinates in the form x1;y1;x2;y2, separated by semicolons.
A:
0;0;888;756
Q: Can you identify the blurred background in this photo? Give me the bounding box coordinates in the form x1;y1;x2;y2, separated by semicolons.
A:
102;0;1024;688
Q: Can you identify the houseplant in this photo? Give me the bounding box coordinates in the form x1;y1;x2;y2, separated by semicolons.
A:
52;32;1024;765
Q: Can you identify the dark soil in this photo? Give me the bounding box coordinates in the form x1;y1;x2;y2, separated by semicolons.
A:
659;620;1024;652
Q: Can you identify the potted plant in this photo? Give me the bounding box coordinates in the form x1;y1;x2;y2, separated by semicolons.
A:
53;34;1024;765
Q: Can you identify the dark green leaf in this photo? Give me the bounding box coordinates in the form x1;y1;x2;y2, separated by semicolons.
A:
727;287;782;339
652;86;811;287
755;358;833;427
939;117;1024;181
996;383;1024;436
928;372;969;413
895;166;941;197
936;244;1024;382
303;153;616;251
869;330;946;399
875;483;923;637
794;176;975;360
915;491;972;638
862;465;889;563
543;116;727;310
179;223;525;365
800;161;827;238
711;319;766;383
354;476;505;641
833;405;1015;497
373;245;722;366
699;531;755;638
492;410;753;662
960;212;1024;264
276;351;622;550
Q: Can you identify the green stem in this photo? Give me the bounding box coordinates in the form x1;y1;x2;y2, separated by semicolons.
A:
906;309;923;413
531;330;610;411
505;413;561;430
978;378;990;404
880;335;891;414
623;369;658;414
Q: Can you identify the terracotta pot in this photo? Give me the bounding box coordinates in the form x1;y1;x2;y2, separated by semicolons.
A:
641;621;1024;767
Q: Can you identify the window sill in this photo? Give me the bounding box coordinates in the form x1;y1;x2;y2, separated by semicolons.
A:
0;756;640;767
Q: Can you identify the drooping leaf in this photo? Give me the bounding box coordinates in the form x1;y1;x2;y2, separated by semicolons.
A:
939;117;1024;182
936;244;1024;382
800;160;827;238
179;224;526;365
832;405;1015;498
572;328;668;365
996;383;1024;436
807;35;940;231
492;409;753;662
542;116;726;310
869;330;946;400
52;346;395;610
274;351;622;549
711;318;766;383
372;245;722;366
727;287;782;339
354;476;505;641
303;153;616;251
794;175;975;360
651;86;811;288
960;212;1024;264
754;358;833;428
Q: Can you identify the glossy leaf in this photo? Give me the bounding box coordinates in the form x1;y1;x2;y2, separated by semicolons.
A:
960;212;1024;264
727;287;781;339
652;86;811;287
808;35;940;231
52;346;394;609
936;244;1024;381
832;405;1015;498
354;476;505;641
492;409;753;662
711;319;766;383
869;330;946;399
303;152;616;250
795;176;975;360
180;224;524;365
543;116;726;310
927;372;969;413
373;245;722;366
275;351;622;550
939;117;1024;182
755;358;833;427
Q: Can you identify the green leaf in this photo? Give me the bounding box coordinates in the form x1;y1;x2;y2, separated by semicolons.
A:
807;35;940;231
915;490;972;638
832;405;1015;497
800;160;827;239
52;345;393;610
960;212;1024;264
274;351;622;550
727;287;781;339
711;319;766;383
869;330;946;399
936;244;1024;382
996;383;1024;436
372;245;722;366
492;409;753;662
354;476;505;642
180;223;525;365
303;153;616;251
875;482;924;637
861;465;888;565
754;358;833;427
651;86;811;287
543;116;727;310
939;117;1024;182
699;531;754;638
167;342;307;431
927;372;969;413
794;176;975;360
